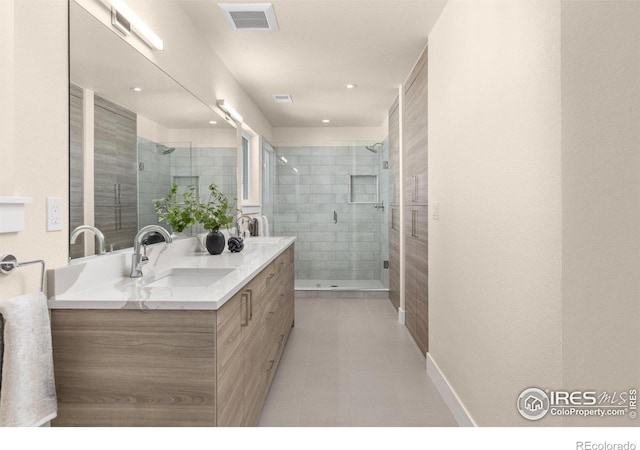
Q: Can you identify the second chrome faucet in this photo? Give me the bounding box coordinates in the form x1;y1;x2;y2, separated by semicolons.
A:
130;225;173;278
70;225;106;255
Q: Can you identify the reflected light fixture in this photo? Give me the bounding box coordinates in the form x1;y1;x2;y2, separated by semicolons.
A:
346;84;357;89
131;87;142;92
217;100;243;123
104;0;164;51
209;120;218;125
322;119;330;124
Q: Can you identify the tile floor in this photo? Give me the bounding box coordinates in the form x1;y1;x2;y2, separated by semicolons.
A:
259;295;457;427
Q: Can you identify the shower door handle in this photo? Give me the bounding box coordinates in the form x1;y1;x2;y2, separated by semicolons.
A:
334;211;337;224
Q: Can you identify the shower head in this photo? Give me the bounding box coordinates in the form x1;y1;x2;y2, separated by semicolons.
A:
157;144;176;155
365;142;383;153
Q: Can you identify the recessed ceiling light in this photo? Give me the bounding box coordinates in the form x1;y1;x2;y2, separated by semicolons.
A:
209;120;218;125
322;119;330;124
131;87;142;92
346;84;357;89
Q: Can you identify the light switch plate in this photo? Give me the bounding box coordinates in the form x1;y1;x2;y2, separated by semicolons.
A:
46;198;63;231
433;203;440;220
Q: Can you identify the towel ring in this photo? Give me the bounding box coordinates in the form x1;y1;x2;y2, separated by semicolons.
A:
0;254;46;293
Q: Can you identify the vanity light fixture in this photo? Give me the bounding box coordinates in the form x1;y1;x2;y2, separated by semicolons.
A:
346;84;357;89
217;100;243;123
322;119;331;124
209;120;218;125
131;87;142;92
104;0;164;51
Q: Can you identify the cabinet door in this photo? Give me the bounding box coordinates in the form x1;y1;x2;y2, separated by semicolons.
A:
404;206;428;355
243;276;268;426
402;48;428;206
414;237;429;355
94;95;138;252
216;291;245;426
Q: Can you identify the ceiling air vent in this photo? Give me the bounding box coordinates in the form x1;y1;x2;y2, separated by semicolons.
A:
273;94;293;104
219;3;279;31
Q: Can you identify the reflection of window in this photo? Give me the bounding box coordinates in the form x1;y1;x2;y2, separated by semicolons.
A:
241;134;249;201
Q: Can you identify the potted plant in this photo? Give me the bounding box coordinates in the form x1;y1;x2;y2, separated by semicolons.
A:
153;183;196;236
190;183;238;255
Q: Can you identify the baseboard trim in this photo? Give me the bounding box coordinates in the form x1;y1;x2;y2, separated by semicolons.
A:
426;353;476;427
398;307;405;324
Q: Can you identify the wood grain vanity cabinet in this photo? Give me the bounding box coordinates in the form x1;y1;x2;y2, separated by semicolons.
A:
402;47;429;356
50;245;295;427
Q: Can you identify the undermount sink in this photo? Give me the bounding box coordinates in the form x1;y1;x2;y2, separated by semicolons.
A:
145;268;235;288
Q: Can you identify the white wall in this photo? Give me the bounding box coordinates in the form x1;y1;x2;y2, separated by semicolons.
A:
428;0;563;426
561;0;640;426
138;115;237;149
0;0;69;299
272;126;386;147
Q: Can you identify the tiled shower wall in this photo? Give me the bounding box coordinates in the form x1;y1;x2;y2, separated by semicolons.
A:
191;147;237;235
138;138;237;234
137;138;173;229
273;145;388;283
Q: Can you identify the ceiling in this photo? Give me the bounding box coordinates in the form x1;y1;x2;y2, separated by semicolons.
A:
178;0;447;128
70;2;233;130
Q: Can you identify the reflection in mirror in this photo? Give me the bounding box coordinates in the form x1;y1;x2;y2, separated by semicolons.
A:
69;1;237;259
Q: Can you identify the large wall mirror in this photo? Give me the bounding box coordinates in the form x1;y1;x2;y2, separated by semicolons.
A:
69;1;238;259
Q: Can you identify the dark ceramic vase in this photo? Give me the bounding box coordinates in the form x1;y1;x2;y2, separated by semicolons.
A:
205;231;225;255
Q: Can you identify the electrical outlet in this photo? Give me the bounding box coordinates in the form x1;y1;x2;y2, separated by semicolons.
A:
47;198;63;231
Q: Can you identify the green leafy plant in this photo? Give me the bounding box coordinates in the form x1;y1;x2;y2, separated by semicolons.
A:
191;183;238;233
153;184;196;233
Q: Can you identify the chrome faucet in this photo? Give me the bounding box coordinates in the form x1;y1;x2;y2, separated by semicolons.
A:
70;225;106;255
130;225;172;278
235;214;254;238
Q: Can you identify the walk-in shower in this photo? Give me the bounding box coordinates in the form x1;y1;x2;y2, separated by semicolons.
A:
270;142;389;292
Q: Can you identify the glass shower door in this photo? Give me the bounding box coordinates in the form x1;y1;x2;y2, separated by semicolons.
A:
273;142;389;290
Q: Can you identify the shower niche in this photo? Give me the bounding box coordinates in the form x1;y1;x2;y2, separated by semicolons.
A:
349;175;379;204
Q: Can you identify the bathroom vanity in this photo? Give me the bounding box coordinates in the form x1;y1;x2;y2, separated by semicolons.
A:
47;236;295;426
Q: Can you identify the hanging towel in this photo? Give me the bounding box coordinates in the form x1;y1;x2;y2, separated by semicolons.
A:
0;292;57;427
260;215;271;237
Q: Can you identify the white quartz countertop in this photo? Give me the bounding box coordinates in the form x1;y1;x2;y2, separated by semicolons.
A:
47;236;295;311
